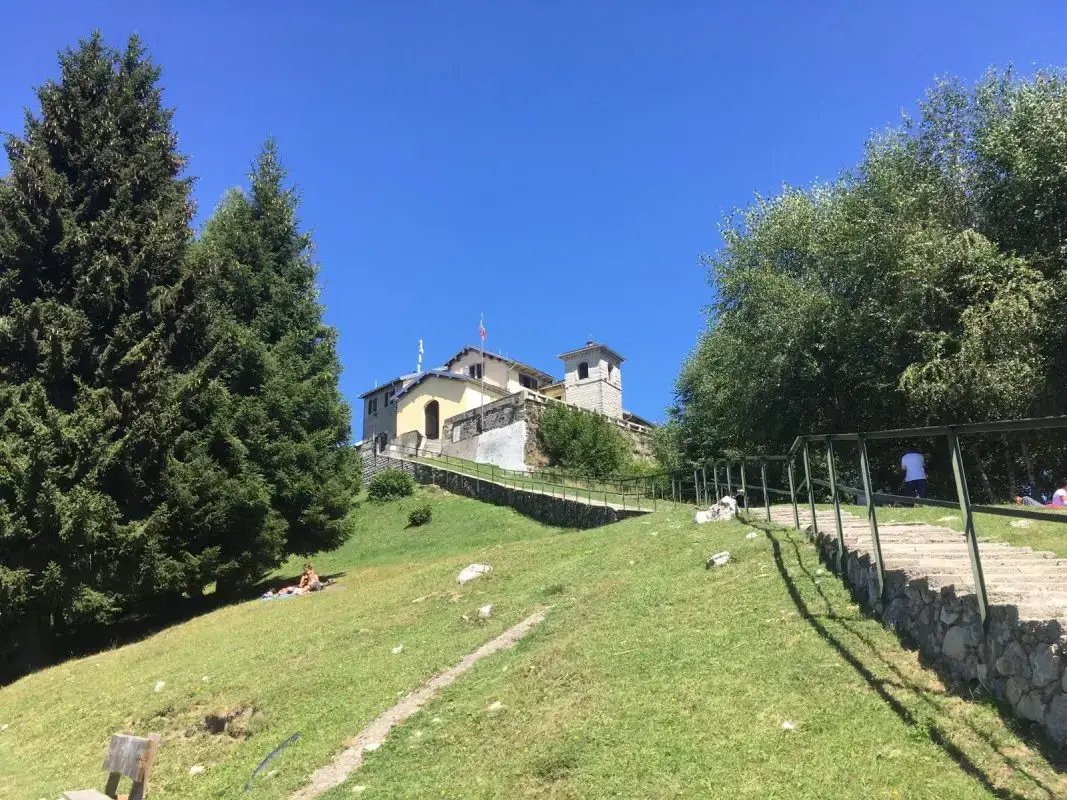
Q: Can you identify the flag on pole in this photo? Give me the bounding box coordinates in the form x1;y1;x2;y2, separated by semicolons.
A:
479;315;486;342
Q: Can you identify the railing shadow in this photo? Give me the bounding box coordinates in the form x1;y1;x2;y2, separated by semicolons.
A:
749;517;1067;799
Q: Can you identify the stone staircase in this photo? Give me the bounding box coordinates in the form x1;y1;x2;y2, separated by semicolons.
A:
763;504;1067;743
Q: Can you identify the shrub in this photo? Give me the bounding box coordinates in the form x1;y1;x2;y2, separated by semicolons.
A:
368;469;416;501
407;504;433;527
536;403;630;478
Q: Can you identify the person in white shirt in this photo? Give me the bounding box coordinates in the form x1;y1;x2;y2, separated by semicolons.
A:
1053;482;1067;506
900;446;927;499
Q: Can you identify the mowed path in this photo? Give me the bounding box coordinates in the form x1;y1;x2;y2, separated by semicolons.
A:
767;505;1067;624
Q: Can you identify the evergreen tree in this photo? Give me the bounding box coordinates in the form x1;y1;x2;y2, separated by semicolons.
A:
0;34;198;667
199;141;357;560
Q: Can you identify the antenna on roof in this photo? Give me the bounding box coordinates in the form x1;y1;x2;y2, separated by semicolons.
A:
416;339;424;374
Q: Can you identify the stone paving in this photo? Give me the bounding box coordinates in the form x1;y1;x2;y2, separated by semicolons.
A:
764;504;1067;745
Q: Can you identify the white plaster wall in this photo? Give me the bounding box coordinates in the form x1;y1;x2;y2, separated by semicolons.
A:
448;350;510;390
442;420;529;472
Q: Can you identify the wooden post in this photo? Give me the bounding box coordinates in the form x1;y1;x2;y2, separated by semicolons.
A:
760;459;771;521
802;441;818;536
948;428;990;627
740;458;749;516
787;457;800;530
825;439;845;573
858;434;885;600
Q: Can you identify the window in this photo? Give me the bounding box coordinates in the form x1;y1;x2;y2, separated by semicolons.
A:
519;374;538;390
468;363;483;379
608;363;614;380
385;388;395;406
368;397;378;415
577;362;589;380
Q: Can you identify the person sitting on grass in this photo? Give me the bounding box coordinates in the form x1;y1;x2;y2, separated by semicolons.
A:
1014;481;1067;508
299;563;325;592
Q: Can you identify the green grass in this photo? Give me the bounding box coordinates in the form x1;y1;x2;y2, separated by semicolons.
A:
2;489;1064;798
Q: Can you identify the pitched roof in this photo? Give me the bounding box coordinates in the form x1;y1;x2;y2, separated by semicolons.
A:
392;369;508;401
358;372;419;399
557;341;626;363
444;346;557;384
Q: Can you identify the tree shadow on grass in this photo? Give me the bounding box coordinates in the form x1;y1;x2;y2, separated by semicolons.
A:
1;570;348;686
749;518;1067;800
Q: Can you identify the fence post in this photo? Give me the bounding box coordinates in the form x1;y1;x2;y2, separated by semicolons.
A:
713;459;721;501
701;465;708;506
693;469;699;507
652;476;657;512
858;434;885;601
787;457;800;530
671;476;677;502
740;458;749;516
825;439;845;573
802;441;818;536
760;459;771;522
947;428;990;627
726;461;733;498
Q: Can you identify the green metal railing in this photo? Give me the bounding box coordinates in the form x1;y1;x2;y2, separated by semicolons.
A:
371;444;659;511
670;415;1067;631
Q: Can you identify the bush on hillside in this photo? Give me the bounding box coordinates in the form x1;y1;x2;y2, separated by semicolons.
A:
536;404;630;479
368;469;416;501
408;504;433;527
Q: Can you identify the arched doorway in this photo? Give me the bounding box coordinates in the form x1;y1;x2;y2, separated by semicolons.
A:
424;400;440;440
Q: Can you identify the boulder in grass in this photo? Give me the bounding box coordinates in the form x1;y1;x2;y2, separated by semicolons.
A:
695;496;738;524
457;564;493;585
705;551;731;569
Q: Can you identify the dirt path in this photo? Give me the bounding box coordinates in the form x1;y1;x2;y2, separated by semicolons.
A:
289;609;548;799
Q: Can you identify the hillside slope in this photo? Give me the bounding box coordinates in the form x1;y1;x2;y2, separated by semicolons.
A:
0;489;1061;798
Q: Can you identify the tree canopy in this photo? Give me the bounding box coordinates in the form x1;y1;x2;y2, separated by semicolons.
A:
671;70;1067;491
0;34;357;675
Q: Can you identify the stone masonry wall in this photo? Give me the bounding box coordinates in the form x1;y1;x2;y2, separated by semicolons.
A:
440;390;653;469
362;454;644;529
808;525;1067;746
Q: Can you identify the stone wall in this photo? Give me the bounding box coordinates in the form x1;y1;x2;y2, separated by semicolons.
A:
808;526;1067;746
363;454;645;529
428;389;655;473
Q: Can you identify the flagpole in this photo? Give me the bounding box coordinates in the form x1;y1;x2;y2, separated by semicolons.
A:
479;313;486;430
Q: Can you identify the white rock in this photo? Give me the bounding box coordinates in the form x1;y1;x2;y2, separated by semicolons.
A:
189;765;205;775
457;564;493;585
1011;519;1033;528
628;560;635;566
153;681;166;693
745;531;758;541
0;724;8;732
487;700;504;712
478;604;493;619
781;721;796;731
391;644;404;654
432;717;443;724
696;496;739;524
352;786;368;794
705;551;731;569
201;675;210;682
363;741;381;752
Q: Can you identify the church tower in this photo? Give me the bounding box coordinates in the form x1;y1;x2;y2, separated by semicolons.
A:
559;341;624;418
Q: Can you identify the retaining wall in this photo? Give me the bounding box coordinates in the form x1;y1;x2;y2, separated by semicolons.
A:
362;454;645;529
809;526;1067;746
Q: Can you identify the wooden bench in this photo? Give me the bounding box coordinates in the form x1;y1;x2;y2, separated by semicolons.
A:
63;733;161;800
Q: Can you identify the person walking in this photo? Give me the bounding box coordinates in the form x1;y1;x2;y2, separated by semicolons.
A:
900;445;927;499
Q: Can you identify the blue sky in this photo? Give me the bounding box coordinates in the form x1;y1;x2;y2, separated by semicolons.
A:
4;2;1067;437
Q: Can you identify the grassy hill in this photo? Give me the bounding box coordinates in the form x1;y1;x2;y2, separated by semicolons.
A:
1;488;1063;799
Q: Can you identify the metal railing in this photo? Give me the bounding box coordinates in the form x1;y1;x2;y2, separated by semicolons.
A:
370;444;659;511
668;415;1067;630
